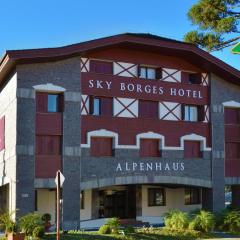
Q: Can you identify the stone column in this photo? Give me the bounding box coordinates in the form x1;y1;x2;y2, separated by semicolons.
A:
62;92;81;230
16;93;36;217
209;74;226;213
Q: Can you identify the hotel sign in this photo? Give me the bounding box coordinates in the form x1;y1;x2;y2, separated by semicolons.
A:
116;162;185;172
82;73;208;104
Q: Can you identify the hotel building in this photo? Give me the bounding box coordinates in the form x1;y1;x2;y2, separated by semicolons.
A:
0;33;240;229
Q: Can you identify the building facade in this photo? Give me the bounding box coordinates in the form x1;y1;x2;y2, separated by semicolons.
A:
0;33;240;229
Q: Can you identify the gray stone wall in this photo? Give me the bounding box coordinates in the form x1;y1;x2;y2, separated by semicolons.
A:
209;74;240;212
16;57;81;228
81;148;212;189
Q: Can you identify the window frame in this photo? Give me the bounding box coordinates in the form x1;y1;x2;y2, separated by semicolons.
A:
185;187;201;205
188;73;202;85
139;66;157;80
183;105;198;122
47;94;60;113
90;97;101;116
36;92;63;113
148;188;166;207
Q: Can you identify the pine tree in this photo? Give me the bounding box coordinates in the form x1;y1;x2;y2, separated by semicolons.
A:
184;0;240;51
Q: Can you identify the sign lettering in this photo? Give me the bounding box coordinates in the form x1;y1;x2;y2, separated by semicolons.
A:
88;79;203;99
116;162;185;172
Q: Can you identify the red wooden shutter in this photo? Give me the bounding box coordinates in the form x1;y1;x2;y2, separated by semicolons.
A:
0;116;5;151
101;97;113;116
181;105;185;120
156;68;162;79
90;60;113;74
139;100;158;118
140;139;160;157
36;135;61;155
226;142;240;159
198;106;205;122
181;72;189;84
36;92;48;112
90;137;113;156
225;108;239;124
58;94;64;112
196;73;202;84
184;141;202;158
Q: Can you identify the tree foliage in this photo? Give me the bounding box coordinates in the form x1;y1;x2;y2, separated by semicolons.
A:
184;0;240;51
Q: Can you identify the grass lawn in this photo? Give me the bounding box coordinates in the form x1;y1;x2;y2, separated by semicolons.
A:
42;228;220;240
1;228;239;240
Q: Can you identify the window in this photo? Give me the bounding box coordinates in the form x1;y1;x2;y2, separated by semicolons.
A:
185;188;201;205
139;100;158;118
183;105;198;122
184;140;202;158
181;72;201;84
90;137;113;157
80;191;84;209
90;60;113;74
36;135;62;155
148;188;165;206
36;92;63;113
139;67;161;80
189;73;201;84
90;96;113;116
183;105;204;122
48;94;60;112
140;139;161;157
90;97;101;115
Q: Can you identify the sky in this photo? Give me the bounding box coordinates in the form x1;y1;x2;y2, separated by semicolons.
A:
0;0;239;69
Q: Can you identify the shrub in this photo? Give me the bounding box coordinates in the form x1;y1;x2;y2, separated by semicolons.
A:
106;218;120;234
98;224;111;234
0;211;17;235
189;210;215;233
19;213;44;236
220;210;240;232
164;210;189;230
32;226;45;238
161;227;201;239
124;226;135;234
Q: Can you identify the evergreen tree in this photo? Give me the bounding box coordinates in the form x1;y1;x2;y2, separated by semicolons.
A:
184;0;240;51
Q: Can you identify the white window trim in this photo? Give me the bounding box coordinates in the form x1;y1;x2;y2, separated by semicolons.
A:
33;83;66;93
81;130;211;151
180;134;211;151
222;100;240;108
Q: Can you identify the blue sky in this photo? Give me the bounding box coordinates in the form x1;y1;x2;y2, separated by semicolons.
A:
0;0;239;69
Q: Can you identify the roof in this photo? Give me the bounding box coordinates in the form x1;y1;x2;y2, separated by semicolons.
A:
0;33;240;86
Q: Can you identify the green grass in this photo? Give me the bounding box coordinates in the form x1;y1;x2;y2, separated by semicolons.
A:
1;228;239;240
42;228;219;240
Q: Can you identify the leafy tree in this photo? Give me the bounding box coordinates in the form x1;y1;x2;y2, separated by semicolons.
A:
184;0;240;51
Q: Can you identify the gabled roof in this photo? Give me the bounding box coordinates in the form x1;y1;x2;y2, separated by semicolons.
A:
0;33;240;86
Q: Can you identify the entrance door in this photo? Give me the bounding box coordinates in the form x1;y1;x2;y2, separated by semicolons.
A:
99;186;136;219
104;191;126;218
